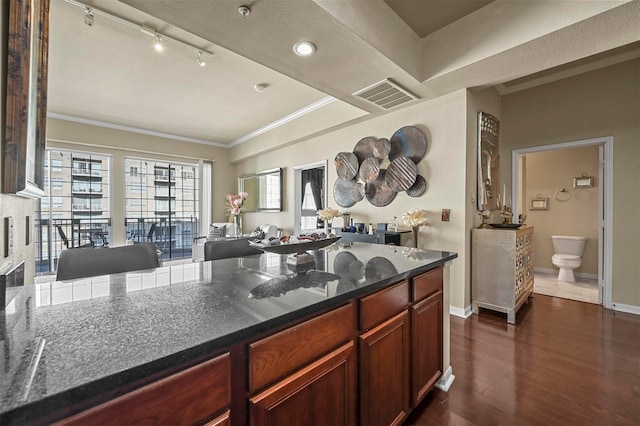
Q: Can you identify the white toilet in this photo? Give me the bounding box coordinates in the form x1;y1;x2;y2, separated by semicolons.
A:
551;235;587;282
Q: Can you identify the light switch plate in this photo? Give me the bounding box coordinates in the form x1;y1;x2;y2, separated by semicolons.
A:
441;209;451;222
5;216;14;257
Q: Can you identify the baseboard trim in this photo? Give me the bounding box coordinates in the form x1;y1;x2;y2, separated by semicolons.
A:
611;303;640;316
450;305;472;318
435;366;455;392
534;267;598;280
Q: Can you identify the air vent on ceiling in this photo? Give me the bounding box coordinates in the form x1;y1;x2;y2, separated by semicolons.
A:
353;79;418;110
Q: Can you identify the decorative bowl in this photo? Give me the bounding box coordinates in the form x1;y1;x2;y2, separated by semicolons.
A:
249;236;341;255
489;223;522;229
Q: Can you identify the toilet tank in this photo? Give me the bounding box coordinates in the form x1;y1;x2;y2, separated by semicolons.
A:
551;235;587;256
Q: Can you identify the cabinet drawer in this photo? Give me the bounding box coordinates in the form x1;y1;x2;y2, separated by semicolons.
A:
412;267;443;302
57;352;231;426
360;280;409;331
249;303;355;393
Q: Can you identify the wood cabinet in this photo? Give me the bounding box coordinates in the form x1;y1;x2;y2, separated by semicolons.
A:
56;352;231;426
411;268;443;406
359;311;411;426
249;342;357;426
55;267;445;426
472;226;534;324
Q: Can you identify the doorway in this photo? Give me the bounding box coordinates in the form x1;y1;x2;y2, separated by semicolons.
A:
293;161;327;235
511;137;613;309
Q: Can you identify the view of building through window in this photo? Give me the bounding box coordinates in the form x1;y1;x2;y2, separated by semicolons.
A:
35;150;111;273
35;151;200;274
124;158;199;259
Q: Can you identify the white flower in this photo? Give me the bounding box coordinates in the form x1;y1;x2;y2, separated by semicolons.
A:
402;209;429;227
317;207;341;221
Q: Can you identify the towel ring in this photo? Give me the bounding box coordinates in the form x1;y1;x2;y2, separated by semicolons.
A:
554;188;571;201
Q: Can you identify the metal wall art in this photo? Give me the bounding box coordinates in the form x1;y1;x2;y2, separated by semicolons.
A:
333;126;428;208
477;112;500;211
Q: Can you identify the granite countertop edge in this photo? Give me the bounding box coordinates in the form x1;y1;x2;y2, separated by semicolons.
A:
2;253;457;425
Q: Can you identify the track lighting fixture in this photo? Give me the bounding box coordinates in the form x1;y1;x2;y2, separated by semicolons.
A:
66;0;213;67
197;51;206;67
83;6;94;27
154;35;164;52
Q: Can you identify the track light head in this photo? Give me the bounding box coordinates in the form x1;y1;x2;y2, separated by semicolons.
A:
197;51;206;67
154;35;163;52
84;7;94;27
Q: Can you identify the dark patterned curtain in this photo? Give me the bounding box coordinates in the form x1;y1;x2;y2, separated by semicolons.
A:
301;168;323;210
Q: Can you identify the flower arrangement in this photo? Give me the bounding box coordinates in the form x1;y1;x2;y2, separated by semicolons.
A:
317;207;341;222
226;192;248;216
402;209;429;227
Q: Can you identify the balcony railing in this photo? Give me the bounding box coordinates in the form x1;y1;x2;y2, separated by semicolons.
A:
72;168;102;177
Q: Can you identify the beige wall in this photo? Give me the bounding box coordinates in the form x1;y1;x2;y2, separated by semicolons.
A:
235;90;469;310
502;59;640;307
46;119;234;246
523;146;599;275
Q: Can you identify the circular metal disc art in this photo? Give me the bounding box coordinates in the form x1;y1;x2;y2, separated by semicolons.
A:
333;178;365;207
385;157;417;192
389;126;427;163
335;152;359;180
406;174;427;197
358;157;380;183
365;169;396;207
354;137;391;162
365;257;398;282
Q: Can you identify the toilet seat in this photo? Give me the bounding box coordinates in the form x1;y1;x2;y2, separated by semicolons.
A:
552;254;580;262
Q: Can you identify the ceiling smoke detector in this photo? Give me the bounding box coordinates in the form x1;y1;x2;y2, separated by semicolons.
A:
238;5;251;17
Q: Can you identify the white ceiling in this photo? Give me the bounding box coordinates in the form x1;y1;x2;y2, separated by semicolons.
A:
47;0;640;152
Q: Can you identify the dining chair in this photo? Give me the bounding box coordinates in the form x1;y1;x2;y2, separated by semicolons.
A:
203;238;262;261
56;242;161;281
56;225;94;249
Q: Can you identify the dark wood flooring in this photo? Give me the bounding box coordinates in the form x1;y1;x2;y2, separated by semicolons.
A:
405;295;640;426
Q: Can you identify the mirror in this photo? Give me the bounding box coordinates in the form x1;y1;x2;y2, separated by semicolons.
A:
3;0;49;198
238;168;283;212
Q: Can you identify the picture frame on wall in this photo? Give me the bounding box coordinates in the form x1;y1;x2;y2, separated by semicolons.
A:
530;198;549;210
3;0;50;198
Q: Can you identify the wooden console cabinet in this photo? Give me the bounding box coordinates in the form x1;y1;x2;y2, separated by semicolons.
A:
472;226;534;324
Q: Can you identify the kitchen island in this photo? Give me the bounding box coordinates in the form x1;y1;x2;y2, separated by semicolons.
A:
1;242;456;425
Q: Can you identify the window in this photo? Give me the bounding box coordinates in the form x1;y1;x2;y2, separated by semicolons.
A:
125;158;199;259
35;150;111;273
52;177;63;191
301;183;320;230
51;159;62;171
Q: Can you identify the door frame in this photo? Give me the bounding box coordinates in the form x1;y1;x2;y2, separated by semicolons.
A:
511;136;613;309
293;160;327;235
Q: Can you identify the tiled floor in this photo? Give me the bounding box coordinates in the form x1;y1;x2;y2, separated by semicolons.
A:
534;271;599;304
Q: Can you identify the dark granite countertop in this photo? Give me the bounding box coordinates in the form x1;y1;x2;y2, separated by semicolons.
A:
0;242;456;424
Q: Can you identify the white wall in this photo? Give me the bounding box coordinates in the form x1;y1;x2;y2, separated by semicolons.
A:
235;90;469;310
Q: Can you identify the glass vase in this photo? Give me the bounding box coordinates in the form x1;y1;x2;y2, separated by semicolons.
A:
412;225;420;248
233;214;242;236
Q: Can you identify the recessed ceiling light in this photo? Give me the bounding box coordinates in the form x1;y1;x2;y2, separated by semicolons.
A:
293;41;316;57
254;83;267;93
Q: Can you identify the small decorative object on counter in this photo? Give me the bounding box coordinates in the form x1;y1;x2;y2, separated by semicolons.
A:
390;216;399;232
368;223;374;235
402;208;428;248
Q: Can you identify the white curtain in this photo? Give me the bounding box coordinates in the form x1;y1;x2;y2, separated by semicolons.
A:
199;160;212;237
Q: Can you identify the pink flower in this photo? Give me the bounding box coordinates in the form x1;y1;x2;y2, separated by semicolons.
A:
226;192;248;216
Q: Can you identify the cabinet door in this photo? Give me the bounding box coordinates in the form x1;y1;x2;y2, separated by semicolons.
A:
249;342;356;426
56;353;231;426
411;290;443;406
359;310;410;426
